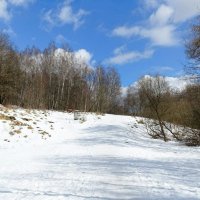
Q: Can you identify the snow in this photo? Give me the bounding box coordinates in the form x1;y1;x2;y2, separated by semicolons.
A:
0;107;200;199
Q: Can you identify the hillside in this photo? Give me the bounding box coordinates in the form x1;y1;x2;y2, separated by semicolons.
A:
0;106;200;200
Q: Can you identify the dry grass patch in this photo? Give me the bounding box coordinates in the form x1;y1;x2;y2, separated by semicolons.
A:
27;125;33;130
0;114;10;121
14;129;22;134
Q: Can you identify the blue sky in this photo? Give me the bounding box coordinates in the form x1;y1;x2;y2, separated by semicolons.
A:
0;0;199;86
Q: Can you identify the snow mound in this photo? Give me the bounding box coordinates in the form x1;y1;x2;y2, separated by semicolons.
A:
0;107;199;199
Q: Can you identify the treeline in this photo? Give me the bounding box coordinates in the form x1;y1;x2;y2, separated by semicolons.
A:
0;33;121;114
123;75;200;146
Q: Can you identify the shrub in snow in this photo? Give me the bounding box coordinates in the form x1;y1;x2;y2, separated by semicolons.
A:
74;111;81;120
74;111;87;122
184;129;200;146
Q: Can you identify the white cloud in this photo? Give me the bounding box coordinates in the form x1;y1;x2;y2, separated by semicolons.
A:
165;76;191;91
112;25;178;46
0;0;10;21
58;4;88;30
131;75;192;92
143;0;160;9
112;3;179;47
74;49;93;66
149;4;174;26
145;75;192;91
43;10;54;28
105;48;154;65
112;26;140;38
122;75;192;97
144;0;200;23
165;0;200;23
112;0;200;47
43;0;88;30
54;48;93;67
121;87;128;97
0;0;34;22
113;45;127;55
141;25;178;46
8;0;34;6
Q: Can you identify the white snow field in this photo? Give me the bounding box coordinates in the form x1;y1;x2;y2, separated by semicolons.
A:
0;107;200;200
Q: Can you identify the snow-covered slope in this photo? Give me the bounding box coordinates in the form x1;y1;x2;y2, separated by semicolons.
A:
0;106;199;200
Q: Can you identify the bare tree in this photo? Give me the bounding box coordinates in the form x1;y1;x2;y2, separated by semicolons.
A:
138;75;170;142
106;67;121;114
0;33;22;105
124;85;140;115
185;16;200;80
